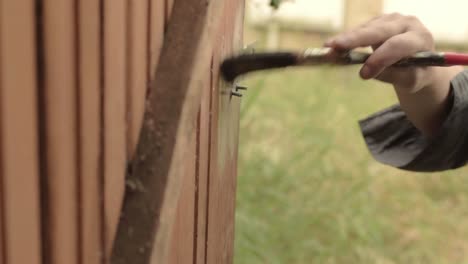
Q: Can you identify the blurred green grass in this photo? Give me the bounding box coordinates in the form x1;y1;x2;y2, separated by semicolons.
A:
234;66;468;264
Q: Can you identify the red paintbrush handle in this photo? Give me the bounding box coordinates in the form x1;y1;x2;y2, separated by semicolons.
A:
349;51;468;67
444;52;468;65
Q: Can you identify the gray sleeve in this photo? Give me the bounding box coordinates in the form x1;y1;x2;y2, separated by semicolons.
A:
359;70;468;172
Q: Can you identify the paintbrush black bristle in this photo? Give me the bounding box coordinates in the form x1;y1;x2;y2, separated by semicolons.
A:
220;52;298;82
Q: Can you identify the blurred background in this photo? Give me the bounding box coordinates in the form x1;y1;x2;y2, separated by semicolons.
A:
234;0;468;263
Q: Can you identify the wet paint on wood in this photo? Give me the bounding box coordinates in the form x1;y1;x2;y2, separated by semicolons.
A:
148;0;164;81
127;0;149;158
78;0;104;263
0;1;42;264
42;0;79;263
111;1;228;263
103;0;128;257
165;0;174;25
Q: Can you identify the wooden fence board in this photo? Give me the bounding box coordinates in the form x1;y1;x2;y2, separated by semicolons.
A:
42;0;79;263
165;0;174;24
0;0;245;263
206;1;244;263
110;1;228;263
148;0;164;80
195;69;213;264
168;135;197;264
103;0;128;257
78;0;103;263
0;1;42;264
128;0;149;158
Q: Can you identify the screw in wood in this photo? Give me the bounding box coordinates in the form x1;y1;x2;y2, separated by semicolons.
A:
230;91;243;98
235;86;247;92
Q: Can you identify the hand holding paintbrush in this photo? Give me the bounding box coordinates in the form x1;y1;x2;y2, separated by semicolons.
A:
221;47;468;82
222;13;466;138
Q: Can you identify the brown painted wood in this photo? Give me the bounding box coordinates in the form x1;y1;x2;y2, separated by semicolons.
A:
0;1;42;264
165;0;174;24
168;134;196;264
111;1;228;263
103;0;128;258
42;0;79;263
78;0;103;263
148;0;164;80
205;1;244;263
127;0;149;158
195;69;212;264
0;2;4;263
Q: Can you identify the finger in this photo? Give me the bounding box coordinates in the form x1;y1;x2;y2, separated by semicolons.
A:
326;13;419;50
360;31;429;79
324;15;384;47
332;22;408;50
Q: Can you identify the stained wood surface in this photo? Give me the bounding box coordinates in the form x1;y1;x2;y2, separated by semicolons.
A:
0;1;42;263
78;0;103;263
127;0;149;158
103;0;128;257
195;69;212;264
149;0;165;80
168;134;197;263
111;0;233;263
0;0;244;263
206;2;245;263
165;0;174;24
42;0;80;263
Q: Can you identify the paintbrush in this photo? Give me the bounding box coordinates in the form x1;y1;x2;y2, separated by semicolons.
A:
220;47;468;82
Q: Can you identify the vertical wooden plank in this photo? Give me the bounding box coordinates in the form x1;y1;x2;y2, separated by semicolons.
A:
148;0;164;80
127;0;149;158
0;1;4;263
112;0;227;262
168;135;196;263
42;0;79;263
195;69;212;264
78;0;103;263
206;0;244;263
165;0;174;24
0;1;42;264
103;0;127;256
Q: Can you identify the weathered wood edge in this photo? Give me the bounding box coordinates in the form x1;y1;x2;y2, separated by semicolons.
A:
110;0;226;263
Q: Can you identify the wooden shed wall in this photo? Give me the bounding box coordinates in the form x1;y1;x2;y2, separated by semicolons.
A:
0;0;244;263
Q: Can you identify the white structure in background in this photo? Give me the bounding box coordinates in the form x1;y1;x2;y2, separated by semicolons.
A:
248;0;468;44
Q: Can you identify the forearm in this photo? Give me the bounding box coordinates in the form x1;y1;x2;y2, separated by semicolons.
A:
395;66;464;137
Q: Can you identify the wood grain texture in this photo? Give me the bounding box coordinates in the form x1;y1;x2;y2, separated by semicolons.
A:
195;68;212;264
0;1;42;264
110;0;227;263
168;133;196;264
42;0;79;263
78;0;103;263
165;0;174;24
103;0;128;258
127;0;149;158
205;1;244;263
